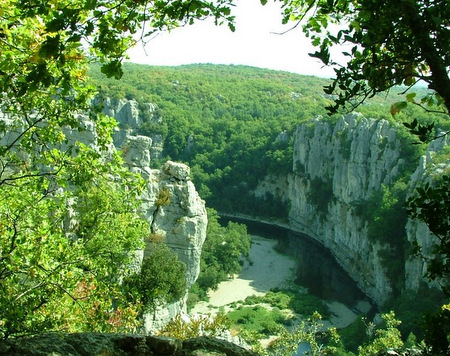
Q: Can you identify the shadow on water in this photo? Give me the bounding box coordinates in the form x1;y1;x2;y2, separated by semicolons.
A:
220;216;371;310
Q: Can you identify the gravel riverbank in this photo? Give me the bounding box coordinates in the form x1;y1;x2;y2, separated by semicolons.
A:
191;235;368;328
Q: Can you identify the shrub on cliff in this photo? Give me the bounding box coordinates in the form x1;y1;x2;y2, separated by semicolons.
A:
133;243;187;313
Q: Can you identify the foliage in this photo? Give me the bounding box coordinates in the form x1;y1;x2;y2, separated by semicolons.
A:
90;62;446;221
156;187;171;206
352;179;411;292
0;0;237;339
226;305;290;337
280;0;449;120
366;181;408;237
243;288;330;318
423;303;450;356
0;159;148;337
130;243;187;312
267;312;341;356
383;287;446;341
90;63;333;214
339;316;371;354
1;0;448;352
158;313;230;339
358;311;404;356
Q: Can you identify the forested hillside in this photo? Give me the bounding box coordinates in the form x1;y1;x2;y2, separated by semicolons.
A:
2;0;448;353
90;63;445;218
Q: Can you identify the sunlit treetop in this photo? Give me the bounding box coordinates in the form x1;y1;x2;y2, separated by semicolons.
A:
278;0;449;121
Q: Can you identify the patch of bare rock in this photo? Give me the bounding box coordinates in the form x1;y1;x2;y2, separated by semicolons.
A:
0;333;259;356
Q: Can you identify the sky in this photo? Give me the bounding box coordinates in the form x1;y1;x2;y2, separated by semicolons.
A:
127;0;336;78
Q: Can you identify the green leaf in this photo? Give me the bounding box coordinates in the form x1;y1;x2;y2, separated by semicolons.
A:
308;47;330;65
406;92;417;102
39;35;62;59
46;18;66;32
390;101;407;116
68;34;82;43
100;60;124;80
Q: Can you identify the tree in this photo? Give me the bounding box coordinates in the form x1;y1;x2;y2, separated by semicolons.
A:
279;0;449;120
276;0;450;354
276;0;450;285
132;243;187;312
0;0;235;338
277;0;449;352
358;311;404;356
0;157;149;337
268;312;342;356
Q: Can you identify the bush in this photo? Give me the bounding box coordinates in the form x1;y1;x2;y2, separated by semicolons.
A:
289;293;330;317
133;243;186;312
383;287;446;340
243;289;329;318
226;306;288;337
339;317;369;353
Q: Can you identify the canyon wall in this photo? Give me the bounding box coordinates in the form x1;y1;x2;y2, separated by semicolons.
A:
103;99;446;308
255;113;448;306
288;113;402;305
76;101;447;312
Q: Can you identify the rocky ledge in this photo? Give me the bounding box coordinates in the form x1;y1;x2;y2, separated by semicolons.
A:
0;333;258;356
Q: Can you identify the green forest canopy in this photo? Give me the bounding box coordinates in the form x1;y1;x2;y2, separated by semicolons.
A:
90;63;447;217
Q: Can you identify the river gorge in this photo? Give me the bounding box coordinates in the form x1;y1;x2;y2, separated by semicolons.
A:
3;92;446;334
226;218;371;309
102;98;447;331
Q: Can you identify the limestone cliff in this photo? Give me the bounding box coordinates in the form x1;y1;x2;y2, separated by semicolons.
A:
255;113;448;306
74;99;207;332
109;107;207;333
102;97;165;159
288;113;405;305
0;100;207;333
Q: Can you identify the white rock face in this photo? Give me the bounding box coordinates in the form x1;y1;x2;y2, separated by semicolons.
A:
104;104;207;333
102;97;144;129
122;135;152;170
286;114;402;304
254;114;448;306
141;162;207;332
102;97;164;159
162;161;191;181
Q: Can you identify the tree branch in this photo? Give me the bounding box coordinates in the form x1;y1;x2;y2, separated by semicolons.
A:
401;0;450;114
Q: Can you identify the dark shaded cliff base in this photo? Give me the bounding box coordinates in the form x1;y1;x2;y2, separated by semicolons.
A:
0;333;259;356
